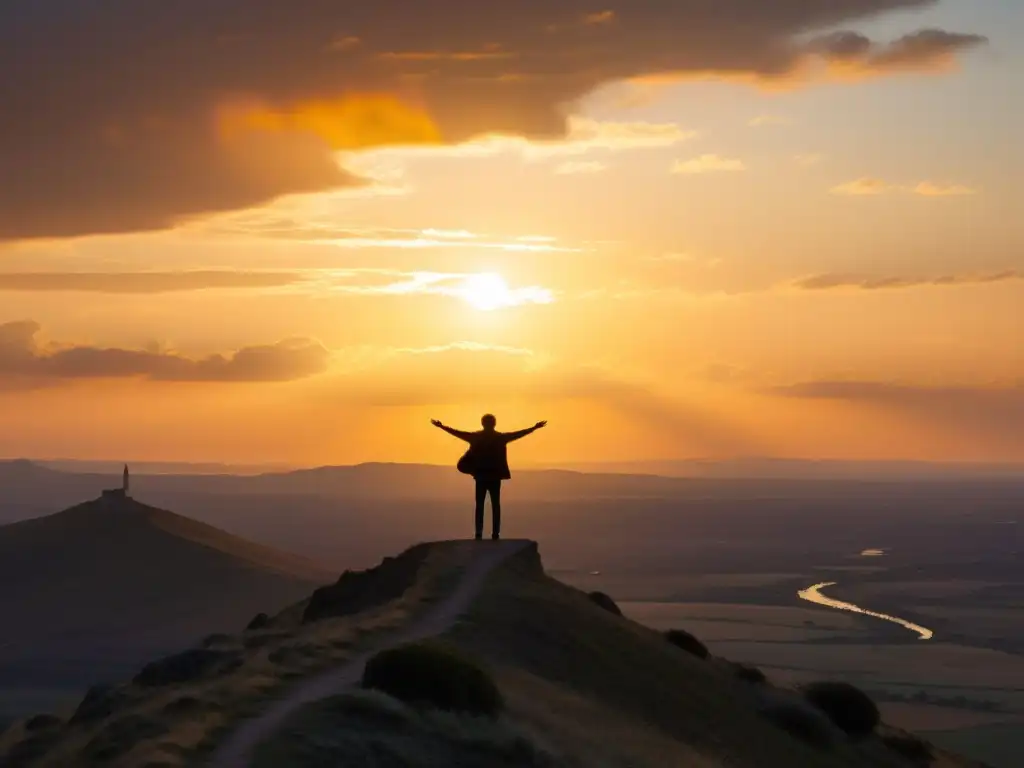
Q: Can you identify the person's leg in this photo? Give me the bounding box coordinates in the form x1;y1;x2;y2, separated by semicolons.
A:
474;480;486;539
489;480;502;539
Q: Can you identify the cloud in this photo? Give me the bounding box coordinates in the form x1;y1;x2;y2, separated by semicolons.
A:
831;178;980;196
0;321;329;384
196;214;577;253
583;10;617;26
318;271;556;309
363;117;695;160
672;155;747;174
555;160;608;175
793;271;1023;291
809;28;986;77
794;153;824;166
831;177;892;195
771;380;1024;447
0;1;984;240
0;271;301;294
749;115;792;127
912;181;979;197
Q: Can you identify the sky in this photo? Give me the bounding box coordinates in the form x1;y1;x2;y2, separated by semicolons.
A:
1;0;1022;466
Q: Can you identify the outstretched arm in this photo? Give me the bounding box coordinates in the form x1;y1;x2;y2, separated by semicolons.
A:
503;421;548;442
431;419;474;442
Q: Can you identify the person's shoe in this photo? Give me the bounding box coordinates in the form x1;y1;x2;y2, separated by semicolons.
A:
474;533;483;541
491;533;501;541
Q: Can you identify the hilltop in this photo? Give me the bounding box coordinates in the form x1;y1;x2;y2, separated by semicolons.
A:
0;495;332;723
0;540;985;768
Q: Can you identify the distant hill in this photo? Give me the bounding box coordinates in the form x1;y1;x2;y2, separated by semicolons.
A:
542;457;1024;480
0;495;332;720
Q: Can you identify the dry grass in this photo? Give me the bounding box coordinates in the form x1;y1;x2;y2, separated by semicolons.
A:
0;542;476;768
2;540;991;768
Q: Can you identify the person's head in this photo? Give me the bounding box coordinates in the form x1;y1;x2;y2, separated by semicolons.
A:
481;413;497;431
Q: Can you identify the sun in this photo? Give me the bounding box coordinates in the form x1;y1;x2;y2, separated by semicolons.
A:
460;272;513;311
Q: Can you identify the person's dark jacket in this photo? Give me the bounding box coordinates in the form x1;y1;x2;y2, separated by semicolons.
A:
440;426;539;480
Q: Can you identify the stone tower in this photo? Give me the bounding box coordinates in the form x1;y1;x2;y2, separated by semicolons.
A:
123;464;130;496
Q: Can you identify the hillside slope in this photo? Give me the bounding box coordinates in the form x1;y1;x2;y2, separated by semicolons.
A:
0;496;332;718
0;540;986;768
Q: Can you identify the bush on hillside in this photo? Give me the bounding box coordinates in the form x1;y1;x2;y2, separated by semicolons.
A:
882;733;934;765
663;629;709;659
70;684;129;726
733;663;768;684
133;649;242;687
759;696;836;750
23;714;61;732
362;642;504;719
82;714;169;761
247;612;271;631
587;591;622;616
201;633;234;648
802;681;880;740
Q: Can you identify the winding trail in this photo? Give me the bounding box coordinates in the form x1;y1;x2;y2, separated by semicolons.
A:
209;539;529;768
798;581;934;640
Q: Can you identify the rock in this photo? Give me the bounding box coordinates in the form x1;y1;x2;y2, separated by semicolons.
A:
302;546;430;624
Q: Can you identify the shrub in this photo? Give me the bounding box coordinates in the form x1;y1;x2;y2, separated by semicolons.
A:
83;715;169;761
361;642;503;718
733;663;768;684
664;629;709;660
201;633;234;648
759;696;836;750
70;684;129;726
247;612;270;631
587;591;622;616
882;733;934;765
134;649;242;687
161;697;203;716
802;681;880;740
24;714;62;732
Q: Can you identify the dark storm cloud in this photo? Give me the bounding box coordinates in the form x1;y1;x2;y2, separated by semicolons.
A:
794;271;1023;291
0;271;301;293
0;1;985;240
0;321;328;382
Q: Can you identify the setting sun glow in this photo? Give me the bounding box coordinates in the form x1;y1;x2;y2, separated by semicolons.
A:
457;273;554;311
459;273;515;311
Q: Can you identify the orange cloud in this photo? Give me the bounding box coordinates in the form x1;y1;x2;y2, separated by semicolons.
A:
913;182;979;197
831;178;979;196
584;10;617;25
831;178;892;196
672;155;746;174
0;1;987;240
218;94;443;151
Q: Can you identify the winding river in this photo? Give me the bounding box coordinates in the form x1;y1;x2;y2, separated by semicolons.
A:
798;582;934;640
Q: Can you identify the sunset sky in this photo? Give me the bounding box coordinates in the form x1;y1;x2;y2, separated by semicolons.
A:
1;1;1022;466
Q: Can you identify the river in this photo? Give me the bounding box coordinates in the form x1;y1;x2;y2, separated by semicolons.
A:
798;582;934;640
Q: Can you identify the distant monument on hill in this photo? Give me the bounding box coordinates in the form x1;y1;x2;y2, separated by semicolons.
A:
101;464;131;501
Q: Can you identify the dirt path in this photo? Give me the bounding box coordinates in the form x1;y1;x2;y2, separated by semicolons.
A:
208;539;529;768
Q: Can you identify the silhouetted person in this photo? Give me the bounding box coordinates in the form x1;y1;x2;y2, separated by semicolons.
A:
432;414;547;540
